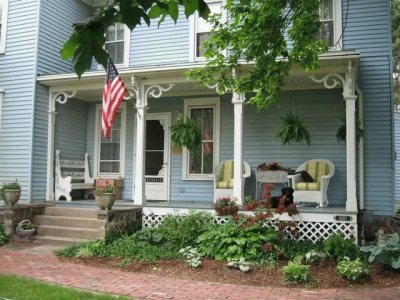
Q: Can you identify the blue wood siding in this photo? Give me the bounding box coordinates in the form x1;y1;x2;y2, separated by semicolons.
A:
37;0;92;75
55;98;87;160
0;0;40;201
343;0;394;216
395;114;400;202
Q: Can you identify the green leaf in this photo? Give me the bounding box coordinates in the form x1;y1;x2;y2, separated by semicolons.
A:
168;0;179;22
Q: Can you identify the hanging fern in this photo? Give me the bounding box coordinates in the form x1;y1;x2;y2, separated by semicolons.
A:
275;111;311;146
336;118;364;143
170;116;202;150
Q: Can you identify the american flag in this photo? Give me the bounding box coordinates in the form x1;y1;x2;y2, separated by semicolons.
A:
102;58;127;139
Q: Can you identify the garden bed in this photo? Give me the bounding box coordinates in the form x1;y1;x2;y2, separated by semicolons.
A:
64;257;400;289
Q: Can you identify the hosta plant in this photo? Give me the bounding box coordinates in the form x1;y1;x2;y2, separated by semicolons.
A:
336;256;370;282
179;246;202;268
227;258;252;272
360;234;400;269
282;257;311;284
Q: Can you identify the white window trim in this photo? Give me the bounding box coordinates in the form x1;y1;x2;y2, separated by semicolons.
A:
323;0;342;51
94;102;127;179
182;97;220;180
0;0;9;54
189;0;227;62
98;23;130;69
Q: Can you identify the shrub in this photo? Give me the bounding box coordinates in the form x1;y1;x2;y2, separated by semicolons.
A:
157;211;213;250
304;250;328;264
336;256;370;282
197;218;276;261
282;257;311;283
0;223;8;246
360;234;400;269
280;239;322;260
54;243;87;257
323;233;358;261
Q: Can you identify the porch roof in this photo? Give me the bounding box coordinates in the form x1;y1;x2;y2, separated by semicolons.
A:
37;51;360;102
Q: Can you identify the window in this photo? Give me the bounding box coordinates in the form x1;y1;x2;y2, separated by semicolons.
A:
319;0;342;50
105;23;130;67
94;103;126;178
183;98;220;180
0;0;8;53
189;0;224;61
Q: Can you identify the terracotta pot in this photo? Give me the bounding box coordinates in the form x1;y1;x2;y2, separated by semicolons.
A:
95;193;116;210
3;189;21;206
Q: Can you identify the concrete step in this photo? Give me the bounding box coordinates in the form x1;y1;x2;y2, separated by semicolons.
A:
33;215;100;228
33;235;89;247
36;225;100;240
44;206;97;218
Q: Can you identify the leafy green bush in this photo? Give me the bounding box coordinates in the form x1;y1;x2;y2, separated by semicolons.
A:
280;239;323;260
54;243;88;257
336;256;370;282
179;246;202;268
360;234;400;269
157;211;213;250
0;223;8;246
197;219;276;261
323;234;358;261
282;257;311;283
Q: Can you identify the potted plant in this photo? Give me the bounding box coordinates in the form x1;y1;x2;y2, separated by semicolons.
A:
0;179;21;206
336;118;364;143
95;182;116;211
275;111;311;145
170;116;202;150
213;197;239;216
16;220;36;237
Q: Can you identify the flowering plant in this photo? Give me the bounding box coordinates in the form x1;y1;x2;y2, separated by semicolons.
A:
213;197;239;216
95;182;114;196
257;162;285;171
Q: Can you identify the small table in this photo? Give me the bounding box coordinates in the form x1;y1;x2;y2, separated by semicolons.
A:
255;170;289;200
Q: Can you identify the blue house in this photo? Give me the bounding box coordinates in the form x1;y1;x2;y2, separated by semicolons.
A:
0;0;395;241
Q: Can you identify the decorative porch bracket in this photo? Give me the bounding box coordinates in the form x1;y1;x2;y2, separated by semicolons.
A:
46;91;77;201
309;61;358;212
129;75;174;205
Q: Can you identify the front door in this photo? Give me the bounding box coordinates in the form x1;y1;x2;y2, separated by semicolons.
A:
145;113;170;201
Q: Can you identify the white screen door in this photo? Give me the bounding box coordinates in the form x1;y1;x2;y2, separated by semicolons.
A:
145;113;170;201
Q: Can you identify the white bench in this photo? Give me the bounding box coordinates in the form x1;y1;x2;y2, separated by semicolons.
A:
55;150;94;201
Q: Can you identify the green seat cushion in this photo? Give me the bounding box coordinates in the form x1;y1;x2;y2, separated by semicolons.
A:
295;182;321;191
216;181;234;189
219;160;234;182
305;161;329;184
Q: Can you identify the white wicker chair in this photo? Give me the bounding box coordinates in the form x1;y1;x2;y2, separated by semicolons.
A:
287;159;335;208
211;160;251;201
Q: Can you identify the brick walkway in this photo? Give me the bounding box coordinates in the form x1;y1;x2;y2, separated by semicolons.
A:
1;242;400;300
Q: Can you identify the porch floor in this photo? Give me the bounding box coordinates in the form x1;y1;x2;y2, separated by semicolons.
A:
45;199;351;214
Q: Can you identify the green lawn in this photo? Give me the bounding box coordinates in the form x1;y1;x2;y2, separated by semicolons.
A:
0;274;130;300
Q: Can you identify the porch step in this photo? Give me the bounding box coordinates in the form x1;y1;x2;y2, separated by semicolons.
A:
43;206;97;218
33;235;90;247
33;215;100;228
36;225;100;240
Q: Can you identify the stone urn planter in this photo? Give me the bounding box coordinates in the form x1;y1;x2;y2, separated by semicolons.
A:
95;193;116;210
16;220;36;237
1;180;21;206
3;189;21;206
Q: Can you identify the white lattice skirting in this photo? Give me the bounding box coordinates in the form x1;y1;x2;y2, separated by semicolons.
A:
142;207;358;243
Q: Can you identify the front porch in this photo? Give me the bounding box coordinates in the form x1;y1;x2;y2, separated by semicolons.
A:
37;51;362;238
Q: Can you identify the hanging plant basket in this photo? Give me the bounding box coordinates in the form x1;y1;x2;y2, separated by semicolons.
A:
275;111;311;145
336;118;364;143
170;116;202;150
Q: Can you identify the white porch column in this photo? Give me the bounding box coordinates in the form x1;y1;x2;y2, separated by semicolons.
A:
133;81;147;205
46;91;77;201
232;92;246;205
344;64;358;212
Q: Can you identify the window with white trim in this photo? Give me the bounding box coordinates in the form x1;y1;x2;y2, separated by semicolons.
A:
183;98;220;180
319;0;342;50
189;0;223;61
95;103;126;178
0;0;8;53
105;23;130;67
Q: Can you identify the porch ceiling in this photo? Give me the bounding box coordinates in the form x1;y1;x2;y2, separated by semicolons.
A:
37;51;360;102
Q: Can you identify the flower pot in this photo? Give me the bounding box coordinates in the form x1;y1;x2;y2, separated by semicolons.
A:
16;220;36;237
95;193;116;210
3;189;21;206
